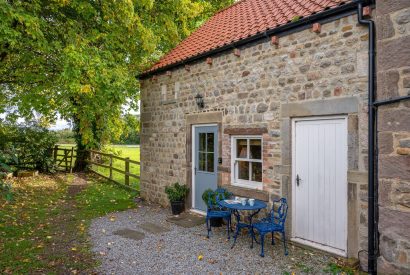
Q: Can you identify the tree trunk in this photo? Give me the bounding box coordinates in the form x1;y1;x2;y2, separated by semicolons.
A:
72;117;89;172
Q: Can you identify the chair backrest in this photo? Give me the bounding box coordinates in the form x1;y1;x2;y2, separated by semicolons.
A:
271;198;288;227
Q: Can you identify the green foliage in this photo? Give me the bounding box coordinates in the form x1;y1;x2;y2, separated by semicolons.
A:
201;188;230;206
291;15;302;22
116;114;140;145
55;129;76;144
165;182;189;202
0;121;57;172
323;263;355;275
0;154;13;201
0;0;234;155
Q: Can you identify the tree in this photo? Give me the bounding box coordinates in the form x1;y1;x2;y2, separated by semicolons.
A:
0;0;234;170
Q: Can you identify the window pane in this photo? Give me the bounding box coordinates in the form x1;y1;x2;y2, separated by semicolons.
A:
236;139;248;158
251;162;262;182
249;139;262;160
207;153;214;172
199;152;206;171
207;133;214;152
199;133;206;151
237;161;249;180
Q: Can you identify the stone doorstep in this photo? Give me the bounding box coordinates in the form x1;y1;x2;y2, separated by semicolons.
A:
166;211;205;228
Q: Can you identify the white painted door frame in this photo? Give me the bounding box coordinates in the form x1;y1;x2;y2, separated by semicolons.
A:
191;123;218;215
291;115;348;257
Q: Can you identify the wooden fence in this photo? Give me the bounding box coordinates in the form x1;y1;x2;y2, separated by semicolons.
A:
52;145;140;192
87;149;140;191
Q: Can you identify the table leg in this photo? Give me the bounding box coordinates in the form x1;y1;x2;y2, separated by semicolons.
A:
231;209;241;249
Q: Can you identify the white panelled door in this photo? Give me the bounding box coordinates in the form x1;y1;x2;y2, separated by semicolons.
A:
292;117;348;256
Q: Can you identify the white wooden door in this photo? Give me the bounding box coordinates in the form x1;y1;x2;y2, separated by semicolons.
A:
292;117;348;256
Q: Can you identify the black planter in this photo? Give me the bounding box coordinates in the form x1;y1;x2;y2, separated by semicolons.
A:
170;201;185;215
210;217;223;227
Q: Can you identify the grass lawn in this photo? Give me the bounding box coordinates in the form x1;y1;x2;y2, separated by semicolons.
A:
0;174;137;274
56;144;140;190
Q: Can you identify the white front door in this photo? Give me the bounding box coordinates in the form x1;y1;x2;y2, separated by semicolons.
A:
292;116;348;256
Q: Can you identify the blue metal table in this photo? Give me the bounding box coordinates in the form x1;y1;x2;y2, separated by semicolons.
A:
218;199;267;248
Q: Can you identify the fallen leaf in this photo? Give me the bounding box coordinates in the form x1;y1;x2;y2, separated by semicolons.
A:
198;255;203;261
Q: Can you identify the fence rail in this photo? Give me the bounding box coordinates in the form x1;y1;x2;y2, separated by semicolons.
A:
52;145;140;192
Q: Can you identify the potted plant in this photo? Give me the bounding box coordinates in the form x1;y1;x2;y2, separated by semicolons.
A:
202;188;231;227
165;182;189;215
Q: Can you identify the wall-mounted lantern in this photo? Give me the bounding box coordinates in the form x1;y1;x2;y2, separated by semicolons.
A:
195;93;204;108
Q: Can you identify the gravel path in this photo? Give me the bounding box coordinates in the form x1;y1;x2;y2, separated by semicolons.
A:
89;204;334;274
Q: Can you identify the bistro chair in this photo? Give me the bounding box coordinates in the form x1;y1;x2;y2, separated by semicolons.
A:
252;198;288;257
206;188;232;239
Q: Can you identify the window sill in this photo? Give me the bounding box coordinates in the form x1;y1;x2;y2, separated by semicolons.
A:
223;185;269;202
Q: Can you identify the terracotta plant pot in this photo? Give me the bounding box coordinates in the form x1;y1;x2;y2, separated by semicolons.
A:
170;201;185;215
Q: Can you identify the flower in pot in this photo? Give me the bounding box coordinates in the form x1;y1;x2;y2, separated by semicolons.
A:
165;182;189;215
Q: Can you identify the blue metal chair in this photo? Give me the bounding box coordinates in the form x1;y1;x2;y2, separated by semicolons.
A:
205;188;232;239
252;198;288;257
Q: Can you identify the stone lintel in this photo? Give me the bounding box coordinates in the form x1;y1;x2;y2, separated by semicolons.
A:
281;97;359;118
186;111;223;124
224;127;268;135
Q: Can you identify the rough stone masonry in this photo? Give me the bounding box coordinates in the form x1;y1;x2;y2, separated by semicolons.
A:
375;0;410;273
140;13;371;263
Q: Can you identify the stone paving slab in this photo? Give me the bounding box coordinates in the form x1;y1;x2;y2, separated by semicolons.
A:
138;222;170;234
113;229;145;241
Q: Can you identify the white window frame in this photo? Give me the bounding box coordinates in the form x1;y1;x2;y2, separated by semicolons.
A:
231;136;263;190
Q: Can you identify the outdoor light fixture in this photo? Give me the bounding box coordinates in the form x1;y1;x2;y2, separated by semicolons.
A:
195;93;204;108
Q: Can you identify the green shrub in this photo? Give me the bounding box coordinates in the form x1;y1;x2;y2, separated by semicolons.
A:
165;182;189;202
202;188;231;206
0;152;14;201
0;121;57;173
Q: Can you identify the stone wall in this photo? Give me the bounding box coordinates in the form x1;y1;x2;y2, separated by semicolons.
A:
376;1;410;273
140;14;369;259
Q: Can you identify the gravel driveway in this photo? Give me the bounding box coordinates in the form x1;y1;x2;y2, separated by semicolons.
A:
89;204;334;274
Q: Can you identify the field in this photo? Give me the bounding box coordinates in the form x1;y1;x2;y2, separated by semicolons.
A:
56;145;140;190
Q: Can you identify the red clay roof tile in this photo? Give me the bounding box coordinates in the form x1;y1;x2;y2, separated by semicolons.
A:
146;0;351;73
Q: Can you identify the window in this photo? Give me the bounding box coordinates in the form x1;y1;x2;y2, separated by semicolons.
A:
231;136;262;189
198;132;215;172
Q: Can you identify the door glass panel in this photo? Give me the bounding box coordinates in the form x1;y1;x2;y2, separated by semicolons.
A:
251;162;262;182
236;139;247;158
199;152;206;171
237;161;249;180
207;133;214;152
249;139;262;159
207;153;214;172
199;133;206;151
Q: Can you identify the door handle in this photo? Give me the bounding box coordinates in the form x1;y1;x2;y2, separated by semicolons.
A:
296;174;301;186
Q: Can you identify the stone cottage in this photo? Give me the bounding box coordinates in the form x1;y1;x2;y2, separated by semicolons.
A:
139;0;410;273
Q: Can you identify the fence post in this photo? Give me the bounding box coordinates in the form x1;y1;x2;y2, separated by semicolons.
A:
70;147;74;173
125;157;130;186
64;150;68;172
109;155;113;180
53;145;58;163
